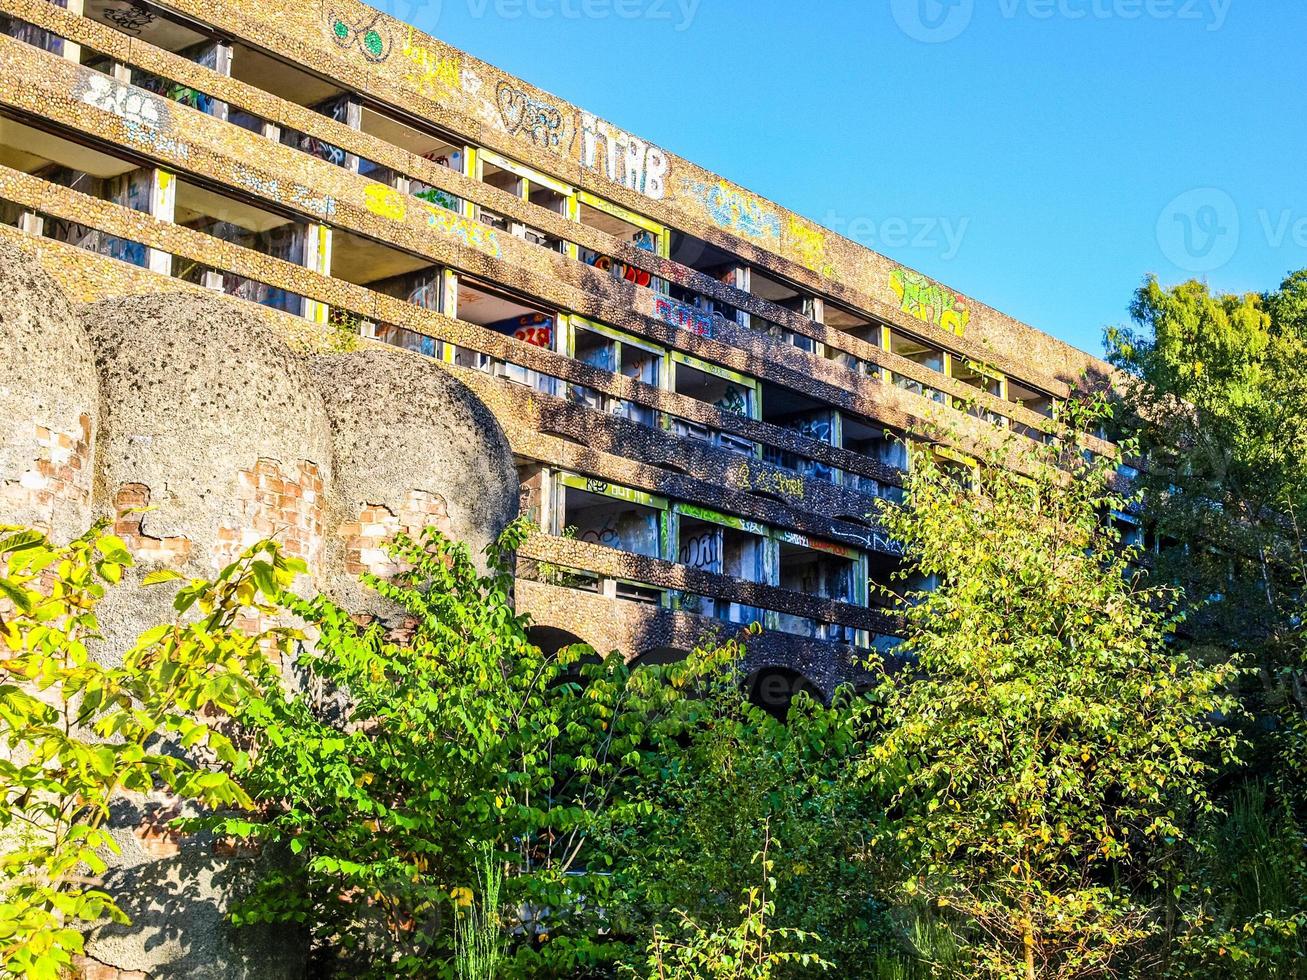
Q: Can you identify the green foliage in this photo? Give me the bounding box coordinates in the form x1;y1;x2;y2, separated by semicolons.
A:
624;829;832;979
1106;273;1307;722
601;640;893;976
207;519;651;977
0;522;300;980
1167;783;1305;977
865;401;1244;978
454;843;508;980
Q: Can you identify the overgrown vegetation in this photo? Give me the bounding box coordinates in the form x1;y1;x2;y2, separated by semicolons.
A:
0;273;1304;978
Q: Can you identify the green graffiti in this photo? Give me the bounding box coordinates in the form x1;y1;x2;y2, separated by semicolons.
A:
325;5;391;63
889;267;971;336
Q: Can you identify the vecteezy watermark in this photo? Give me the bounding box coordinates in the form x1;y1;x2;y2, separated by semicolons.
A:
891;0;975;43
893;0;1232;43
375;0;702;30
1156;189;1307;274
822;210;971;261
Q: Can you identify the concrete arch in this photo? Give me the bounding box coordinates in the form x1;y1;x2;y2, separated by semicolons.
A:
744;664;824;720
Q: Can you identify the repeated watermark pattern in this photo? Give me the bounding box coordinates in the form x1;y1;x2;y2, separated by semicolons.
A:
1157;188;1306;274
373;0;701;31
893;0;1233;43
822;211;971;261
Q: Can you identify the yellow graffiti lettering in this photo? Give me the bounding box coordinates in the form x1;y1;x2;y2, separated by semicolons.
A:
365;184;408;222
787;218;836;279
401;27;461;99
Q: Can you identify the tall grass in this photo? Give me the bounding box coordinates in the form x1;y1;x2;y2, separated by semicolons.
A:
454;844;507;980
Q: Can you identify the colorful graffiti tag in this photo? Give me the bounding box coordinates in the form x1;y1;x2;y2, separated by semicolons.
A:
324;4;391;62
580;112;669;201
654;298;715;337
787;217;837;280
399;26;460;98
889;267;971;337
76;74;189;162
684;179;781;242
362;184;503;259
496;82;568;149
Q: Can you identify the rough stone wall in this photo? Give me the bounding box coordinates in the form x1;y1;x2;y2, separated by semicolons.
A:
0;238;98;540
0;245;520;980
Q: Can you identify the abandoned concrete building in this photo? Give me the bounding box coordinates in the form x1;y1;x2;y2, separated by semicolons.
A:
0;1;1117;709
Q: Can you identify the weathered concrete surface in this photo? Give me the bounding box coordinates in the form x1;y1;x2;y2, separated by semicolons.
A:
0;238;98;540
310;344;519;615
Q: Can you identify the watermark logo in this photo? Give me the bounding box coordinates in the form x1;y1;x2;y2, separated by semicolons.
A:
893;0;1233;41
891;0;975;43
822;210;971;261
1156;188;1240;273
375;0;701;30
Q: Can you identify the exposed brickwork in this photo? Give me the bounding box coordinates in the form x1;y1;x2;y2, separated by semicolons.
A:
112;483;193;564
73;957;150;980
0;414;92;530
337;491;451;578
133;801;183;861
215;458;325;569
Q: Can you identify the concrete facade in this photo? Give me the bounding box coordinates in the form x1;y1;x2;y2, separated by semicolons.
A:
0;3;1116;974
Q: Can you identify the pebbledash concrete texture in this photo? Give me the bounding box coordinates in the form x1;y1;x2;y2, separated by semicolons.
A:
0;0;1118;974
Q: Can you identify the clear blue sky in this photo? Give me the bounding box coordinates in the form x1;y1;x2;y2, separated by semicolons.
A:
390;0;1307;357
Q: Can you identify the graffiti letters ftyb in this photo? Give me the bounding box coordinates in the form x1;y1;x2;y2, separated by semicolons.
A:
580;112;669;201
496;83;567;148
890;267;971;336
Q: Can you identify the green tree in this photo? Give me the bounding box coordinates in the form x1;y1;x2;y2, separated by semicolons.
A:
1106;273;1307;728
864;404;1242;978
624;826;832;980
601;639;893;976
0;523;300;980
208;520;652;978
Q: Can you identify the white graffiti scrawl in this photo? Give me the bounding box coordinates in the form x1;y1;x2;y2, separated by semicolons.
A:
580;112;670;201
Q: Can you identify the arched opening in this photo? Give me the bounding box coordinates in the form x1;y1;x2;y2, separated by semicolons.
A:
527;625;588;658
630;645;692;669
744;666;822;721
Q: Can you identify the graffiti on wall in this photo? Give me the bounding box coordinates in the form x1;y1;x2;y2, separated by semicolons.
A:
76;74;189;162
787;218;837;280
580;112;669;201
683;179;781;242
362;184;504;259
229;167;336;219
400;26;460;98
104;2;156;35
496;83;568;149
715;384;750;417
890;267;971;337
731;459;805;502
324;3;392;63
679;530;721;573
654;297;716;337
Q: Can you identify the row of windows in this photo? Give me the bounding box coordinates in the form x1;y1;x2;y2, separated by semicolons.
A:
522;468;915;645
0;2;1064;444
0;115;906;503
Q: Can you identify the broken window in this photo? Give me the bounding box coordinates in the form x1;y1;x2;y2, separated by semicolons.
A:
577;191;665;290
671;354;758;418
557;474;666;561
475;149;572;254
760;384;835;482
674;504;769;624
568;319;663;427
357;107;465;209
746;267;817;352
775;534;861;639
667;231;743;324
824;303;883;373
0;119;158;267
172;177;313;314
450;275;557;388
